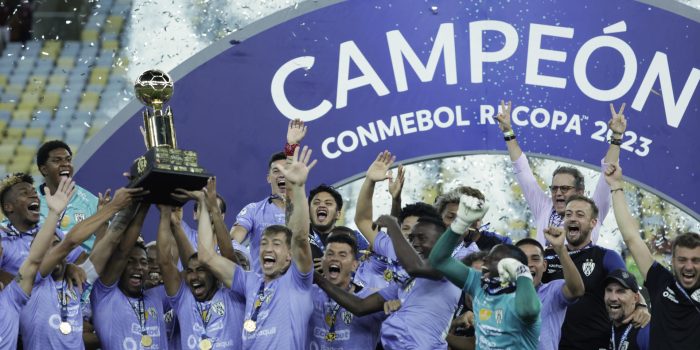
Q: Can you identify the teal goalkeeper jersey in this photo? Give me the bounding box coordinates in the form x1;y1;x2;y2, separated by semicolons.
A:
37;183;98;252
463;270;541;350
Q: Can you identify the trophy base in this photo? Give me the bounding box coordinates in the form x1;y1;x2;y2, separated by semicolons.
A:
129;148;211;206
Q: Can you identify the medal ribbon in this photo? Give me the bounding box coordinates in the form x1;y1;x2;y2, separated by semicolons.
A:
5;223;40;237
325;299;342;342
57;280;69;323
367;252;409;284
128;293;148;338
196;301;213;340
248;281;267;325
610;323;633;350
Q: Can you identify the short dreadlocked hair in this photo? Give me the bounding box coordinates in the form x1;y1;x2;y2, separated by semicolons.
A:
0;173;35;217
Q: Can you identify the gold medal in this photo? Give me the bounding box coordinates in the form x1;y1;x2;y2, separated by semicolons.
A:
61;215;70;228
254;298;262;308
383;268;394;282
199;338;213;350
325;314;335;327
141;334;153;347
59;321;72;335
325;332;336;342
243;319;257;332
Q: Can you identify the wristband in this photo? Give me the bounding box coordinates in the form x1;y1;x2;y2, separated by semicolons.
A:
284;143;299;156
503;130;515;137
609;138;622;146
504;134;516;141
610;188;624;193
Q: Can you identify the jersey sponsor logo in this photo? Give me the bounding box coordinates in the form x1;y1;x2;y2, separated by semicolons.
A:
341;310;353;325
479;308;492;321
620;341;629;350
691;289;700;303
495;309;503;324
663;287;679;303
212;301;226;316
74;213;86;222
582;259;595;276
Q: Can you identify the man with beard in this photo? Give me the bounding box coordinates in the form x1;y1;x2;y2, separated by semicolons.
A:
318;214;462;349
199;146;316;349
19;185;140;349
495;100;627;245
430;195;541;349
230;120;307;274
606;163;699;349
35;140;99;252
309;233;385;349
0;172;71;349
90;202;171;349
603;269;649;350
542;195;648;350
516;232;585;350
0;173;84;283
156;203;245;350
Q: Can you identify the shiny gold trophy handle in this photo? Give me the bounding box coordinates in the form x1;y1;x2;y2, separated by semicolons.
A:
143;102;177;149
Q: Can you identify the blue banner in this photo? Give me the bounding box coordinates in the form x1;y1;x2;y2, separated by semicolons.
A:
76;0;700;234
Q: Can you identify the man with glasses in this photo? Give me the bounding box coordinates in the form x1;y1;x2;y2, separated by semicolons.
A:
495;101;627;245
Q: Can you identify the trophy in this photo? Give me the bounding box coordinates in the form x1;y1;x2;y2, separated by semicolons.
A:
128;69;210;205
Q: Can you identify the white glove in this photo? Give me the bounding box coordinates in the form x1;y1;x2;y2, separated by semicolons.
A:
497;258;532;282
450;195;489;234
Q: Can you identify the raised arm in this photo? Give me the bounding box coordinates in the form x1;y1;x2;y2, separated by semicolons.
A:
377;215;442;279
314;272;385;316
87;201;139;277
429;195;489;287
196;193;236;288
168;208;195;265
388;165;405;218
495;100;523;161
156;205;181;297
39;187;141;276
205;178;237;262
355;151;396;247
17;177;74;294
99;202;149;286
276;145;316;274
603;103;626;164
545;227;585;300
605;163;654;279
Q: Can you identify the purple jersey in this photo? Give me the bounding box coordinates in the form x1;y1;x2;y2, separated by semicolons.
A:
20;275;84;349
169;281;245;349
537;279;575;350
0;281;29;349
90;279;169;350
378;277;461;349
308;285;384;349
234;198;285;274
231;263;313;349
373;232;461;349
0;226;83;275
512;154;610;245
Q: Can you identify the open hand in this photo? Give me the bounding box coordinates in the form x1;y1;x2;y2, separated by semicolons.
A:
366;151;395;183
46;177;75;214
388;165;405;200
287;118;308;144
274;145;317;186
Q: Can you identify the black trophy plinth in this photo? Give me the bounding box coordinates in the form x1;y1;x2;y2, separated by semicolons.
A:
129;147;210;206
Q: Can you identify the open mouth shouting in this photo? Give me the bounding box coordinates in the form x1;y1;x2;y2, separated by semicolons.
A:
566;223;581;241
262;254;277;270
277;179;286;193
327;263;341;279
128;273;143;288
59;170;71;178
190;280;207;297
680;270;697;287
28;201;40;215
316;208;328;223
